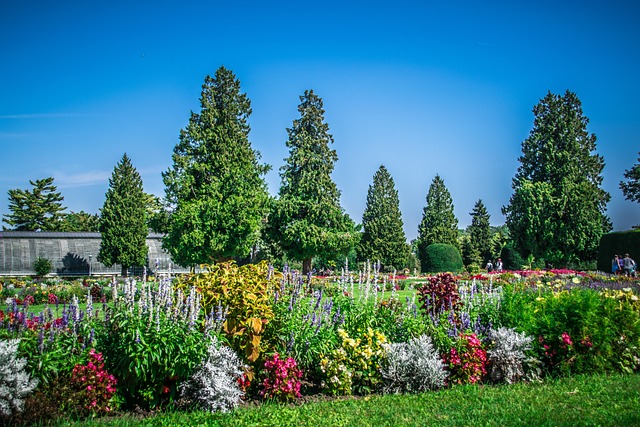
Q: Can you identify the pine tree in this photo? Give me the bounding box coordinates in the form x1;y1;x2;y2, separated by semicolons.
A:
502;90;611;265
357;165;409;270
266;90;357;274
467;199;492;264
3;177;66;231
59;211;100;232
98;153;148;276
416;175;458;272
620;151;640;204
162;67;270;267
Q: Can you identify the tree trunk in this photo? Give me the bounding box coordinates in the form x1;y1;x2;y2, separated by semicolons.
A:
302;258;312;276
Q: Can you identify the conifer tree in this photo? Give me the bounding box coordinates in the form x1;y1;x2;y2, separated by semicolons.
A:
502;90;611;265
98;153;148;276
3;177;66;231
416;175;458;272
358;165;409;270
162;67;270;267
468;199;492;264
620;151;640;204
266;90;357;274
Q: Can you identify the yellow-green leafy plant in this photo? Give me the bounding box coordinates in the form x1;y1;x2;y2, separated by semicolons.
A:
178;261;281;362
320;328;387;395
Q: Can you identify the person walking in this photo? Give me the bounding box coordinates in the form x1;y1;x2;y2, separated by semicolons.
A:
495;258;503;272
612;255;622;275
622;254;636;277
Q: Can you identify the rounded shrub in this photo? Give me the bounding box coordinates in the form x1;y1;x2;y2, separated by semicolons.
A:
500;242;525;271
33;257;52;277
422;243;463;273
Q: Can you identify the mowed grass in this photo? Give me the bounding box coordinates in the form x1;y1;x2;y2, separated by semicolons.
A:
50;373;640;427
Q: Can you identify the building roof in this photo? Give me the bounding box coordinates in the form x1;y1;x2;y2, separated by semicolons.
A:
0;231;164;239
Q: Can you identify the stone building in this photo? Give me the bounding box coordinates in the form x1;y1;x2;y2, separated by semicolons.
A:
0;231;188;276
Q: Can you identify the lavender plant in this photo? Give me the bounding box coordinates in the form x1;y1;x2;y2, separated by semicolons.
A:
487;327;534;384
179;338;245;413
381;335;447;394
0;339;38;416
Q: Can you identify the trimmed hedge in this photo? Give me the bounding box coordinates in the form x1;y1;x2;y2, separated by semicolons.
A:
597;230;640;272
421;243;464;273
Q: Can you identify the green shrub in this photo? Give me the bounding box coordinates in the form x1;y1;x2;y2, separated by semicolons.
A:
33;257;52;277
500;242;525;271
597;230;640;272
421;244;463;273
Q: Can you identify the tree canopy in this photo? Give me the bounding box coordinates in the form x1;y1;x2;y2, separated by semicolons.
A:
59;211;100;232
265;90;357;274
502;90;611;265
620;151;640;204
162;66;270;267
416;174;458;272
3;177;66;231
357;165;409;270
98;153;148;276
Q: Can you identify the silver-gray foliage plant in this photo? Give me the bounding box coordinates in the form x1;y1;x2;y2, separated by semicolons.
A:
179;338;244;413
0;339;38;416
381;334;448;394
487;327;534;384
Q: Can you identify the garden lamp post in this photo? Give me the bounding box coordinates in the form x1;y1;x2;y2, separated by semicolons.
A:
88;253;92;277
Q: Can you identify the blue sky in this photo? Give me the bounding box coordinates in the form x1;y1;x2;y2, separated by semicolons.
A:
1;0;638;240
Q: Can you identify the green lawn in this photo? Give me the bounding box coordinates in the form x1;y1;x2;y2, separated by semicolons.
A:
47;373;640;427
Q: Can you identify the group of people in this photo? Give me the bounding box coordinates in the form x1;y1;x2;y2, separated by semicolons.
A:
486;258;503;273
612;253;637;277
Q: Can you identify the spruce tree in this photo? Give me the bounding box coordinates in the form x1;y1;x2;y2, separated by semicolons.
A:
98;153;148;276
358;165;409;270
416;175;458;272
266;90;357;274
162;66;270;267
468;199;492;264
502;90;611;265
3;177;66;231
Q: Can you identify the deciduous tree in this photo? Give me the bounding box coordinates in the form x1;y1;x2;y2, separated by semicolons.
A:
98;153;148;276
502;90;611;265
162;67;270;267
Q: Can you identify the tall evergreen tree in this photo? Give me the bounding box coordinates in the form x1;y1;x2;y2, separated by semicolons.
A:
266;90;357;274
620;151;640;204
357;165;409;270
467;199;492;264
416;174;458;272
502;90;611;265
98;154;148;276
3;177;66;231
162;66;270;267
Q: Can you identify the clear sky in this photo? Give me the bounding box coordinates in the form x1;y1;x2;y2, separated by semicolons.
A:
1;0;638;240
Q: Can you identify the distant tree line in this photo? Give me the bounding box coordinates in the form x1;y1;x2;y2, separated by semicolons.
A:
4;67;637;273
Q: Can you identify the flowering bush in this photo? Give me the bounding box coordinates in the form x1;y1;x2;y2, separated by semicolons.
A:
444;333;487;384
418;273;462;316
259;353;303;401
0;339;38;416
69;349;117;414
381;334;448;394
179;339;245;412
320;328;387;395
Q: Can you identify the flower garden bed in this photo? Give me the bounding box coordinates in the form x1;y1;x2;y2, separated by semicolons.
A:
1;264;639;425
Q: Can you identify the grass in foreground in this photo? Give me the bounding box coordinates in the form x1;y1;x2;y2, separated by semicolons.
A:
49;373;640;427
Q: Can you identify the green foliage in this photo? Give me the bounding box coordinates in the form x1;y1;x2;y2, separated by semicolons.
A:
500;242;525;270
33;257;52;277
177;261;279;363
163;66;270;266
467;199;492;264
58;211;100;232
3;177;66;231
620;151;640;205
420;243;464;273
98;153;148;276
502;90;611;266
416;175;458;272
418;272;462;314
357;165;409;270
265;90;358;274
597;230;640;272
100;281;211;409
